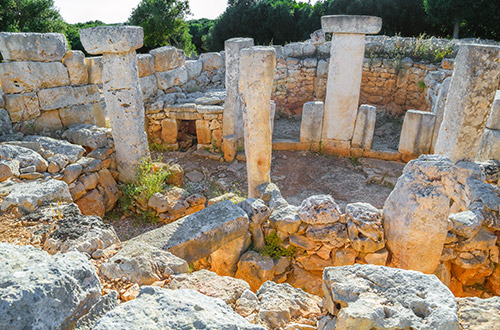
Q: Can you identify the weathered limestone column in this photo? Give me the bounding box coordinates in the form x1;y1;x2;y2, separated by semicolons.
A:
80;26;149;182
223;37;254;160
434;44;500;162
300;101;324;143
239;46;276;198
320;15;382;155
351;104;376;149
399;110;436;158
478;90;500;160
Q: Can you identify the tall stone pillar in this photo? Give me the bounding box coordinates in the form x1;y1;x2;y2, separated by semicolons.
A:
434;44;500;162
80;26;149;182
239;47;276;198
320;15;382;155
223;37;254;160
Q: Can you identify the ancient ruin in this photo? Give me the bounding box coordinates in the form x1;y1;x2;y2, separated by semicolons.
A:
0;14;500;330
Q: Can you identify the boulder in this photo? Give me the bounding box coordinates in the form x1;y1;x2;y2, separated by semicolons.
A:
24;135;85;163
63;124;109;149
456;297;500;330
0;243;101;330
34;203;120;255
0;160;19;182
298;195;342;225
383;155;453;273
74;291;118;330
1;179;72;214
305;223;348;248
200;52;223;71
101;242;188;285
75;189;106;218
346;202;385;253
256;281;322;329
449;211;483;239
150;46;186;72
79;26;143;55
323;264;460;330
269;204;301;234
235;251;275;292
166;269;250;306
62;50;89;85
0;32;68;61
210;234;251;276
0;144;48;172
93;287;265;330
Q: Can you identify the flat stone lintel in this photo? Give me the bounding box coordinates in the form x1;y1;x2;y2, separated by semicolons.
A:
80;26;143;55
321;15;382;34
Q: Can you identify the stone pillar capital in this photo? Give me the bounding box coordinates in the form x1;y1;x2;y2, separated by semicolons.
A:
321;15;382;35
80;26;143;55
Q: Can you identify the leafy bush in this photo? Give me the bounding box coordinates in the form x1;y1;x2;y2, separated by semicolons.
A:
260;232;296;259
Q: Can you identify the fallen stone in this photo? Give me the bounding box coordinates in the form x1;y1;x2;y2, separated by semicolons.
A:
93;287;265;330
298;195;342;225
235;251;275;292
76;189;105;218
0;144;48;172
456;297;500;330
0;160;19;182
323;264;460;330
0;243;101;330
1;179;72;214
74;291;118;330
166;269;250;306
101;242;188;285
346;202;384;253
24;135;85;163
63;124;109;149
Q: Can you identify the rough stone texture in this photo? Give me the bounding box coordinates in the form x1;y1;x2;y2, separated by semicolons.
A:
80;26;143;55
200;52;223;71
298;194;342;225
101;242;188;285
346;202;384;253
137;53;155;77
240;46;276;197
0;144;48;172
38;85;100;111
150;46;185;72
321;15;382;34
0;109;13;135
93;287;265;330
435;44;500;162
85;56;102;84
300;101;324;143
399;109;436;156
3;92;40;122
0;243;101;330
34;110;64;131
256;281;322;329
456;297;500;330
0;160;19;182
166;269;250;306
235;251;276;292
486;90;500;130
23;135;85;163
34;203;120;255
1;179;72;214
478;128;500;161
323;264;460;330
223;37;254;144
156;66;188;90
74;291;118;330
63;124;109;149
383;155;452;274
351;104;376;149
210;234;251;276
75;189;105;218
63;50;89;85
0;61;70;94
105;200;249;265
430;77;452;153
0;32;68;61
60;103;104;128
100;51;149;182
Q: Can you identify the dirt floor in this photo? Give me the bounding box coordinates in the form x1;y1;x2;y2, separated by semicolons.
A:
273;116;301;141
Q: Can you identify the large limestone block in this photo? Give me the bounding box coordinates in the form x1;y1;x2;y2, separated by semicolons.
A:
240;46;276;197
106;201;249;265
399;110;436;156
137;53;155;77
85;56;103;84
434;44;500;162
298;194;341;225
351;104;376;149
322;265;460;330
235;251;275;292
3;92;40;122
346;202;384;253
1;179;72;214
321;15;382;34
23;135;85;163
93;287;265;330
60;103;102;127
0;144;48;172
200;52;223;71
0;243;101;330
210;234;251;277
300;101;324;143
478;128;500;161
0;32;68;62
0;61;70;94
38;85;100;111
0;109;13;135
139;74;158;100
80;26;143;55
486;90;500;130
62;50;88;85
156;66;188;90
457;297;500;330
150;46;185;72
383;155;452;274
185;59;203;79
223;37;254;141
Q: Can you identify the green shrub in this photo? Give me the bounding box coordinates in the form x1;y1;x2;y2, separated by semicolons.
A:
260;232;296;259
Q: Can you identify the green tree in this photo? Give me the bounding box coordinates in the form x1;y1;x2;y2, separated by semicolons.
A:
188;18;215;53
128;0;195;54
0;0;66;33
424;0;473;39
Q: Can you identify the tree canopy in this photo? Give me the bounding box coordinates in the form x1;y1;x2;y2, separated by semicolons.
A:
0;0;66;33
127;0;195;54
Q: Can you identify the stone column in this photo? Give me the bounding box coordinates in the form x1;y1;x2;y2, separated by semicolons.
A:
223;38;254;158
398;110;436;159
434;44;500;162
320;15;382;155
300;101;324;144
351;104;376;149
239;47;276;198
80;26;149;182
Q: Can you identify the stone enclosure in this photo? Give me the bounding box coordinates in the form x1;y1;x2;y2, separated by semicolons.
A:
0;14;500;330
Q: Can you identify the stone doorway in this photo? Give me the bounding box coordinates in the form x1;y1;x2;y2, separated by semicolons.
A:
177;120;197;151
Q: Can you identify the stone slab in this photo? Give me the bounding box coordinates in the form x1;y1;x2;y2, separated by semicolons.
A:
80;26;143;55
478;128;500;161
0;32;68;62
351;104;376;149
300;101;324;143
399;110;436;156
63;50;89;85
486;90;500;130
321;15;382;34
150;46;185;72
38;85;100;111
